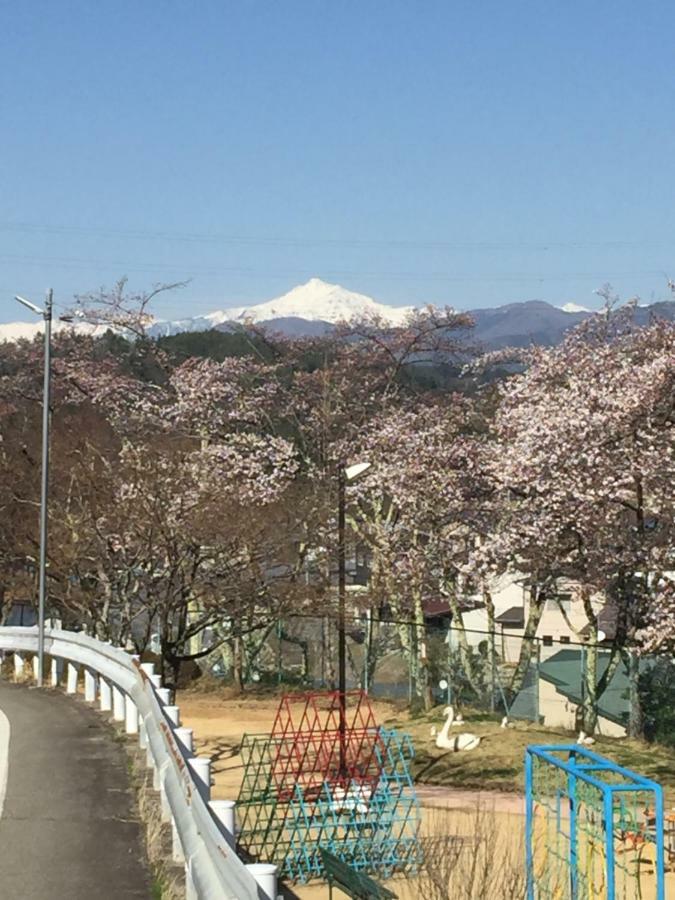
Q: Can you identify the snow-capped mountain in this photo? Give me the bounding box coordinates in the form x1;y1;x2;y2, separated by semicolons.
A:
148;278;413;337
229;278;413;325
559;302;591;313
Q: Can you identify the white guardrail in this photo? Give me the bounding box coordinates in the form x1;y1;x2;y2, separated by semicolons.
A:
0;626;278;900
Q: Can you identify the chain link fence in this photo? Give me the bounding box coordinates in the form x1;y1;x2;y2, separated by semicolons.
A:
206;613;675;743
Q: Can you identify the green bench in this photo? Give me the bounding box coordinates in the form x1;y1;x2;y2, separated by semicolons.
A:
320;848;398;899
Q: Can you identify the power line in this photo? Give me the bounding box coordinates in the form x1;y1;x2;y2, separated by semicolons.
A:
1;220;674;252
0;253;669;286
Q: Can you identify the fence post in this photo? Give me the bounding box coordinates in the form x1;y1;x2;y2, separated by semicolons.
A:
125;698;139;735
112;685;126;722
246;863;278;900
210;799;236;849
84;668;97;702
489;627;496;713
164;705;180;727
50;657;62;687
66;661;78;694
13;652;24;679
175;727;194;755
534;640;541;724
189;757;211;803
32;655;39;681
99;677;112;712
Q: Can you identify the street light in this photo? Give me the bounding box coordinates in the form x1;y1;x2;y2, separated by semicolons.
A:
13;290;72;687
337;459;372;779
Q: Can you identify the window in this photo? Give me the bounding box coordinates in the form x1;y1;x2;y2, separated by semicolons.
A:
560;635;571;644
543;635;553;646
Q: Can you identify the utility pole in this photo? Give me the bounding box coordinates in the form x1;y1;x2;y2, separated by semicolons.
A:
37;289;53;687
15;289;56;687
337;464;347;780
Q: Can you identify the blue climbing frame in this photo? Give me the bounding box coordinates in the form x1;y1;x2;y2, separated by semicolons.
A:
525;744;665;900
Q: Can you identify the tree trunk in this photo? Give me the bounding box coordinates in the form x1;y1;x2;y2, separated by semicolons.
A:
446;587;483;697
508;584;546;701
627;650;643;738
484;586;497;713
232;636;244;692
414;593;434;712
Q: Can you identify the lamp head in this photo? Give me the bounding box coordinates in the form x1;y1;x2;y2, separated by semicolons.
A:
344;461;372;482
14;295;43;316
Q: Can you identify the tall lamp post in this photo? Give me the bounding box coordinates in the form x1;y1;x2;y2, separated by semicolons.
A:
337;460;371;779
14;290;71;687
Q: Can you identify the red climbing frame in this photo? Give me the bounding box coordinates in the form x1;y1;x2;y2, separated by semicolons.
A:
269;690;384;801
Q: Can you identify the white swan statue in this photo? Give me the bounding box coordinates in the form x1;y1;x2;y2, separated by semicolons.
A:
330;783;372;814
435;706;481;751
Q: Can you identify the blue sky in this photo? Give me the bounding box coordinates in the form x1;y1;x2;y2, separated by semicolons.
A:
1;1;675;322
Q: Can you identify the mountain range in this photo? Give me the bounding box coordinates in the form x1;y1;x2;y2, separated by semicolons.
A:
1;278;673;349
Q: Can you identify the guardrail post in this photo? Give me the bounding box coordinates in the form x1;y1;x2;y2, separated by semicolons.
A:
32;655;39;681
99;677;112;712
84;668;97;702
175;727;194;755
125;698;139;735
156;687;171;706
210;799;236;850
188;757;211;803
246;863;278;900
112;686;126;722
14;652;24;679
66;662;78;694
50;657;63;687
164;705;180;726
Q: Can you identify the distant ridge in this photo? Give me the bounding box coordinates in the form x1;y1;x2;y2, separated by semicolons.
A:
1;277;673;348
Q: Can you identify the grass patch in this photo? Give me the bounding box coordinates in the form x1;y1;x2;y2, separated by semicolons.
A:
383;707;675;806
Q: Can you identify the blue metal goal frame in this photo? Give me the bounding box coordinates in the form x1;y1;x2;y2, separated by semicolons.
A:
525;744;665;900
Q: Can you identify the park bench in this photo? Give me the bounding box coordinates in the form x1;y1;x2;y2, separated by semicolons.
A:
320;848;398;899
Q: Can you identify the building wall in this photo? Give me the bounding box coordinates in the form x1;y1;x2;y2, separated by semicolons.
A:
538;677;626;737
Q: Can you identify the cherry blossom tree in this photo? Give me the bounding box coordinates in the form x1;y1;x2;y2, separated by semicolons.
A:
486;303;675;732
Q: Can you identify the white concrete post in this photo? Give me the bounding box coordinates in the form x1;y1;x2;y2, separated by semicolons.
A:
50;657;63;687
66;662;78;694
149;674;162;689
246;863;278;900
188;756;211;803
14;652;24;679
125;699;139;735
140;662;155;678
210;799;236;850
171;819;185;864
32;655;39;681
164;705;180;727
112;686;126;722
156;687;171;706
99;678;112;712
84;668;97;702
174;727;194;755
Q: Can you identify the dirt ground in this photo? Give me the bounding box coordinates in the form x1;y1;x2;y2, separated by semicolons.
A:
177;690;674;899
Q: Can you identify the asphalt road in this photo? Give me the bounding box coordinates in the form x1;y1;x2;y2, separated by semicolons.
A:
0;681;152;899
